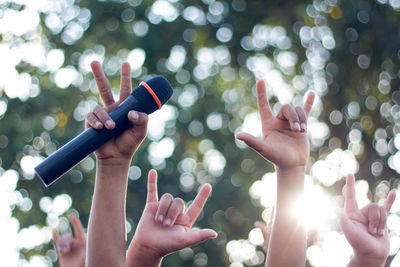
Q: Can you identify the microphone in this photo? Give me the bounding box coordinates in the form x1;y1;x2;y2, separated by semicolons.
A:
35;76;173;187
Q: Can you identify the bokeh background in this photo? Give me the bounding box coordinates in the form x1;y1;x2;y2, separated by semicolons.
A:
1;0;400;266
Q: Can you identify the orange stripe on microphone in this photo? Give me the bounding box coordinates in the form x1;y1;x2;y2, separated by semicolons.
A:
140;81;162;109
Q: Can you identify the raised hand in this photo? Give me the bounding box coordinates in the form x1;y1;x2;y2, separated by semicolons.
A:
53;214;86;267
236;80;315;170
85;61;148;162
126;170;217;266
86;62;149;267
254;206;275;253
341;174;396;267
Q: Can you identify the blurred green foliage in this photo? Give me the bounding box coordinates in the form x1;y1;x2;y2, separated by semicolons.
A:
1;0;400;266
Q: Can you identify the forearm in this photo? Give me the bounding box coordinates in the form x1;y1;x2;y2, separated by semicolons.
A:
347;255;386;267
126;240;162;267
87;159;130;267
266;166;306;267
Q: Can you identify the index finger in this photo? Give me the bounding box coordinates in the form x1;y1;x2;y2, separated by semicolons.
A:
344;174;359;214
303;91;315;117
119;62;132;101
185;184;212;227
52;229;60;245
91;61;115;107
146;170;158;203
385;190;397;212
256;80;274;123
70;214;85;241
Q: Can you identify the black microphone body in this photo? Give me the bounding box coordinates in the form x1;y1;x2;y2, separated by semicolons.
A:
35;76;173;187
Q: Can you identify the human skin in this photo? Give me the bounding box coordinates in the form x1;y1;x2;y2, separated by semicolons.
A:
53;214;86;267
85;61;148;267
236;80;315;267
341;174;396;267
254;206;274;253
126;170;217;267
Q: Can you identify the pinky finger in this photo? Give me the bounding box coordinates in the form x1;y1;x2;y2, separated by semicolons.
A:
385;190;397;212
86;112;103;130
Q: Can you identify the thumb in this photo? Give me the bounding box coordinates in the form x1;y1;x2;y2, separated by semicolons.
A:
182;229;217;248
339;212;357;242
236;133;266;155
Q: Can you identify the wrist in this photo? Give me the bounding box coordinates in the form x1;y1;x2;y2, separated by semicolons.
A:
97;157;132;167
95;158;130;186
276;165;306;177
127;239;163;267
348;255;387;267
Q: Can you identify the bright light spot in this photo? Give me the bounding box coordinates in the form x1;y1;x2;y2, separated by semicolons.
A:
39;197;52;214
20;156;42;176
308;118;330;147
54;66;79;88
0;9;39;36
149;137;175;159
167;45;186;71
79;50;104;74
248;228;264;246
127;48;146;70
203;149;226;176
46;49;65;72
4;72;32;101
311;149;358;186
147;105;176;140
240;112;261;138
18;225;50;250
0;170;19;192
150;0;179;23
307;232;352;267
178;84;198;108
207;112;223;130
276;51;297;69
216;26;233;43
52;194;72;216
293;176;337;229
249;173;277;208
355;179;370;208
390;235;400;255
0;100;7;116
133;20;149;37
389;151;400;174
128;166;142;181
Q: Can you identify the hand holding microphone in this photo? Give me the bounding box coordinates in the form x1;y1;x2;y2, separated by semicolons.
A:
85;61;149;162
35;61;173;186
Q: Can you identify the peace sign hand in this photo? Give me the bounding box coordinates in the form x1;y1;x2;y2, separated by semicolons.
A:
254;206;275;254
236;80;315;171
341;174;396;267
85;61;148;162
53;214;86;267
126;170;217;266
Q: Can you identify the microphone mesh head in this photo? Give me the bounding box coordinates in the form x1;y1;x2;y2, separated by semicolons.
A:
145;76;173;105
131;76;173;114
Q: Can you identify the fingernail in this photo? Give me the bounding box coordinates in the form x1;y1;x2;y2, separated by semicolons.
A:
157;215;164;223
375;228;378;235
106;120;114;128
95;122;102;128
294;122;300;131
301;123;307;131
380;229;385;236
164;218;171;226
129;111;139;120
